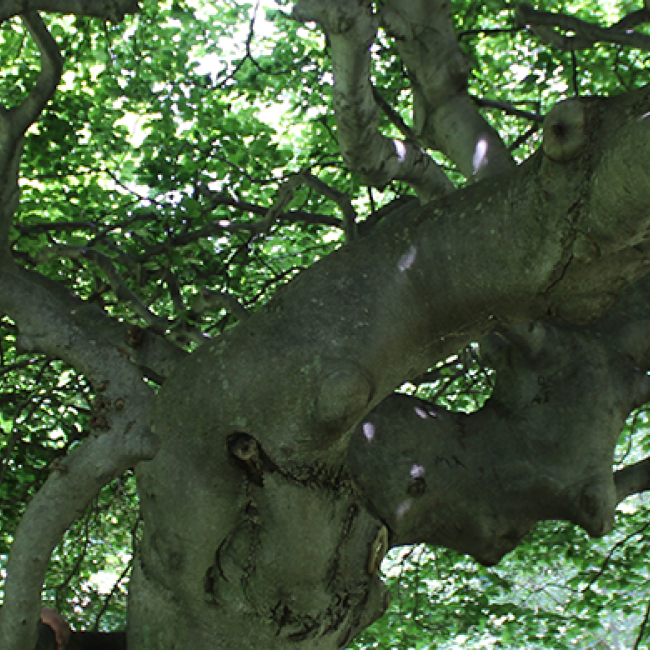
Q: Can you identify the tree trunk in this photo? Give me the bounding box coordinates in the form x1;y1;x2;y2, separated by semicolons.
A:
126;87;650;648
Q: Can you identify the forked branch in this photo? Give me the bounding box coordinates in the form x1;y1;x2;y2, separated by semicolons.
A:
381;0;514;180
292;0;454;203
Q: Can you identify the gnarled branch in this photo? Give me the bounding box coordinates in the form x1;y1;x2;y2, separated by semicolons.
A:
292;0;454;202
0;262;159;650
381;0;515;180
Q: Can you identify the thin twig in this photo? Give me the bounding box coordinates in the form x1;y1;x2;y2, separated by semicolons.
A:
634;597;650;650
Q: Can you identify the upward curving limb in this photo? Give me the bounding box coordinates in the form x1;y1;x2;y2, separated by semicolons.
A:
0;21;185;623
0;264;166;650
14;13;64;137
381;0;515;180
292;0;454;203
0;12;62;255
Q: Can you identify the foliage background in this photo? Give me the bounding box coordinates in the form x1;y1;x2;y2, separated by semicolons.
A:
1;0;650;646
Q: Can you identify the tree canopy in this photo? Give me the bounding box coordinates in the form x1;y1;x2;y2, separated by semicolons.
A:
2;0;650;648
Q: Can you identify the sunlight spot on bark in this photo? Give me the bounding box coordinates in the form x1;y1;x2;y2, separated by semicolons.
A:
410;463;425;478
414;406;439;419
397;245;416;271
396;499;413;520
393;139;407;162
363;421;375;441
472;137;489;176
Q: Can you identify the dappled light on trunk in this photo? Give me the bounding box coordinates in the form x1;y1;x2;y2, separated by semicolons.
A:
3;1;650;648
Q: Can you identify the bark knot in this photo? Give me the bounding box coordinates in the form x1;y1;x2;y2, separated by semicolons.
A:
316;362;373;428
543;99;586;162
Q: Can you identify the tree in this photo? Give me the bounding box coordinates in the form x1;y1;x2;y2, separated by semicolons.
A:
2;0;650;647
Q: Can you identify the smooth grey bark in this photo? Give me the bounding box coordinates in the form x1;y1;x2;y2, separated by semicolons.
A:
349;281;650;566
293;0;515;191
4;3;650;649
0;16;185;645
0;264;160;650
381;0;515;179
291;0;455;202
126;88;650;648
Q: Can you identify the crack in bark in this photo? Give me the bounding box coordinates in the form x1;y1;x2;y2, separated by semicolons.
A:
544;253;575;294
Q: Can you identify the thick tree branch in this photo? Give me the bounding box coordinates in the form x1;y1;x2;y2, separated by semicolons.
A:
349;274;650;566
0;259;187;384
615;458;650;503
0;410;156;650
148;87;650;488
130;87;650;648
381;0;515;180
349;317;650;565
0;0;139;23
517;3;650;52
292;0;455;203
0;261;162;650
